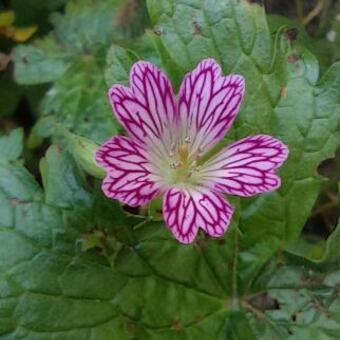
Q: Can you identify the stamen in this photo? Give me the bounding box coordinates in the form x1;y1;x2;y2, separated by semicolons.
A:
184;136;191;143
190;160;201;172
169;142;176;157
170;160;182;169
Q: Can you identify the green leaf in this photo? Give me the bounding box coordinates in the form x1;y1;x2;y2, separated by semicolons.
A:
251;260;340;340
39;59;117;143
0;139;234;338
105;34;161;87
105;44;139;86
0;128;23;161
14;38;69;84
0;144;131;338
13;0;131;144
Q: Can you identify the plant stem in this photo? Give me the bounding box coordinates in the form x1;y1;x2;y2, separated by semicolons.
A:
303;0;325;26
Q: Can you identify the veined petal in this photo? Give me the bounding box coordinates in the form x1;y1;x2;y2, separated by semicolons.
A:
163;187;233;244
201;135;289;197
96;136;162;207
178;58;244;156
109;61;176;153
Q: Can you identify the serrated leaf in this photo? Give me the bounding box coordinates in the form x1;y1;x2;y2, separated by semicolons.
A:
0;141;234;339
0;145;131;338
258;262;340;340
105;44;139;86
105;34;161;87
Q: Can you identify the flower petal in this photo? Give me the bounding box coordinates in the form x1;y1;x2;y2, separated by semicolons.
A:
96;136;161;207
201;135;289;197
163;187;233;244
178;58;245;156
109;61;176;149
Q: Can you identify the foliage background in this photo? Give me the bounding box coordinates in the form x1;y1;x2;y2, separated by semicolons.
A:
0;0;339;339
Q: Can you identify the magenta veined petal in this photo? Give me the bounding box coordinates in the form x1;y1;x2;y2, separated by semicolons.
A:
98;58;289;244
201;135;289;197
96;136;162;207
163;187;234;244
178;58;245;156
108;61;176;146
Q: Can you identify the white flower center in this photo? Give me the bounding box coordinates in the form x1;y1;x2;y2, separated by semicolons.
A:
160;136;203;186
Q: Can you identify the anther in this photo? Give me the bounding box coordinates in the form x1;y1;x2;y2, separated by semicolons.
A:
170;160;182;169
195;147;203;160
184;136;191;143
169;143;176;157
191;161;201;172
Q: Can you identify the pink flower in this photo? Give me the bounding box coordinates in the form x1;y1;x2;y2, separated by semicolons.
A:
96;59;289;244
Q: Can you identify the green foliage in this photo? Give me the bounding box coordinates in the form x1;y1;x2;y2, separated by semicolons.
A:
58;127;106;179
14;0;130;144
146;0;340;289
0;130;129;338
0;128;23;161
2;0;340;339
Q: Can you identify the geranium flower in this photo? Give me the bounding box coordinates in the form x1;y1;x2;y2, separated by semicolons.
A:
96;59;288;244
